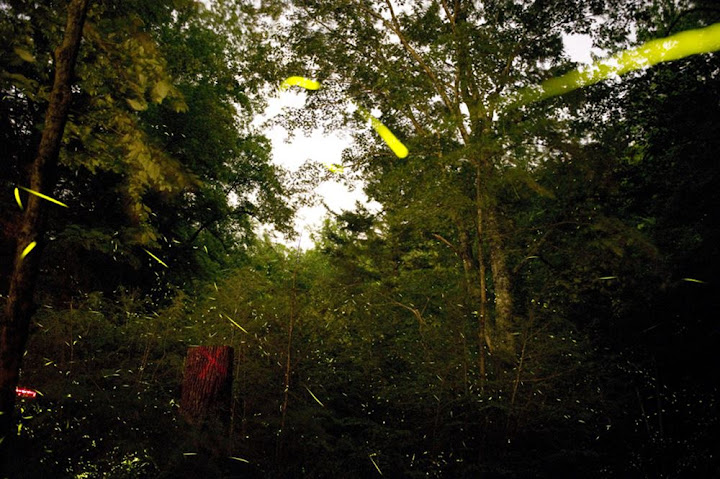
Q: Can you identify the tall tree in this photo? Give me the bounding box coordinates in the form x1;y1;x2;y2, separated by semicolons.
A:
279;0;616;360
1;0;91;454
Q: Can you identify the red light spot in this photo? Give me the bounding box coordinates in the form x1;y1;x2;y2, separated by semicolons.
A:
15;387;37;398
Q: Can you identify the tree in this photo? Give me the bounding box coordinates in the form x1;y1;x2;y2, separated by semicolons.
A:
1;0;91;455
276;0;632;363
41;0;294;300
0;0;292;454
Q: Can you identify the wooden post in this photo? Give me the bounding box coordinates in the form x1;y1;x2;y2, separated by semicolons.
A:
180;346;234;426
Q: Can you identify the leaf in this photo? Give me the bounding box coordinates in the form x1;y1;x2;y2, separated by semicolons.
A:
126;98;148;111
14;47;35;63
172;99;189;113
151;80;172;103
4;73;39;94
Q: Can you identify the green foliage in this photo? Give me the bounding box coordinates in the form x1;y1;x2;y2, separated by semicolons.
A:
2;0;295;301
10;289;189;477
3;0;719;477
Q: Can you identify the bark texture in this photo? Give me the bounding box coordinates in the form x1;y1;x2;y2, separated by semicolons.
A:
180;346;234;425
484;203;515;354
0;0;90;456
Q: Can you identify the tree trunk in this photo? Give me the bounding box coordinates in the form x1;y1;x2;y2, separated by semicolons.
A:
454;0;514;361
180;346;235;426
455;224;484;387
0;0;90;457
474;201;490;386
484;203;515;355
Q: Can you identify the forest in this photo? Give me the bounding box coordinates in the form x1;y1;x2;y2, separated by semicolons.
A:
1;0;719;477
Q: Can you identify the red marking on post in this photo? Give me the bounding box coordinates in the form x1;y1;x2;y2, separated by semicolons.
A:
197;347;227;380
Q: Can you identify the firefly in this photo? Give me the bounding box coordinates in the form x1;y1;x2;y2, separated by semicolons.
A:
18;186;68;208
280;76;320;91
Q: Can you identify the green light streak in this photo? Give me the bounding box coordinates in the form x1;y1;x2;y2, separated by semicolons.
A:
509;22;720;108
304;385;325;407
224;313;249;334
369;453;383;475
143;248;168;268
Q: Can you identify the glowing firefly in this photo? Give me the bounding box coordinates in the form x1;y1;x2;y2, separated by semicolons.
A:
224;313;248;334
510;22;720;108
20;241;37;259
326;163;345;173
280;76;321;91
304;385;325;407
14;188;23;210
359;107;409;159
143;248;168;268
18;186;68;208
369;453;383;475
280;76;409;158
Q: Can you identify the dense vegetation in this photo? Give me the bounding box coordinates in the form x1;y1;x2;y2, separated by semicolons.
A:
1;0;718;477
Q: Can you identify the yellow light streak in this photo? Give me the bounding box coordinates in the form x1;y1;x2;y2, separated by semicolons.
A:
280;76;409;158
304;385;325;407
511;22;720;108
14;188;23;210
143;248;168;268
224;313;248;334
21;241;37;259
280;76;321;91
369;453;383;475
326;163;345;173
359;107;409;159
18;186;68;208
369;116;409;159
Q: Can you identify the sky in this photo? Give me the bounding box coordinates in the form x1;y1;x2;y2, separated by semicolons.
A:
253;91;379;248
257;34;601;248
194;0;607;247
